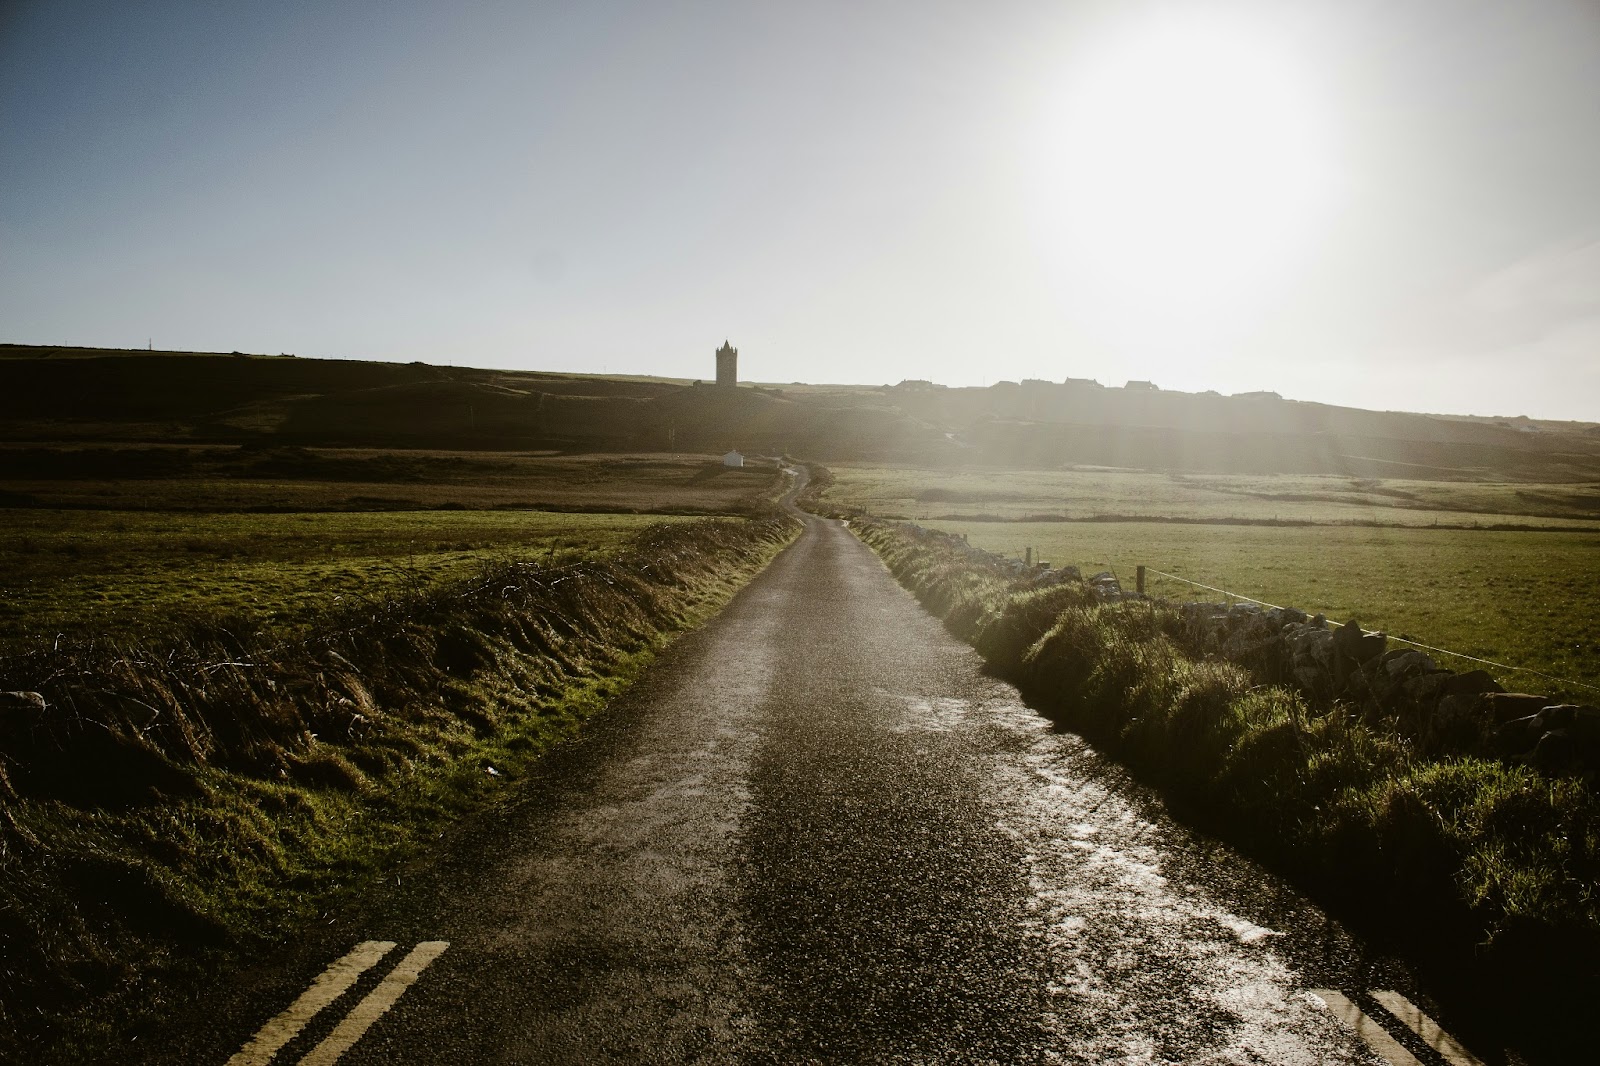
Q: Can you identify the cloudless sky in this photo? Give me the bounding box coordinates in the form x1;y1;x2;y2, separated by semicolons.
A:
3;0;1598;419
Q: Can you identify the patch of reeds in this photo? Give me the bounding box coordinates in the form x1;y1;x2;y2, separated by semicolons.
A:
855;517;1600;1023
0;515;796;1056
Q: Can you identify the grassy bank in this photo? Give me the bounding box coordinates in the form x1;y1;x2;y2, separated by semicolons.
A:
0;513;797;1058
0;509;700;643
927;519;1600;704
854;518;1600;1032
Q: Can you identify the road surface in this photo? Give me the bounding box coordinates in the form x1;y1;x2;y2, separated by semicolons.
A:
149;473;1504;1065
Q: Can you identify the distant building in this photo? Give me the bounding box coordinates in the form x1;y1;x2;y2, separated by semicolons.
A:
1232;390;1282;401
1063;376;1103;388
1124;380;1159;391
715;340;738;388
722;450;744;468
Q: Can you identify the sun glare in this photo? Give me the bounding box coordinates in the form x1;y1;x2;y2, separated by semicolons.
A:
1029;12;1333;361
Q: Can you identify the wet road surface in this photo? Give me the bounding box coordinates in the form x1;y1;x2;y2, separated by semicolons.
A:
156;483;1509;1065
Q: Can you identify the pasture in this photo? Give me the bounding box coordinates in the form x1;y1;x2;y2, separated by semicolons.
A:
819;464;1600;702
0;509;699;643
0;429;795;1053
0;449;783;643
0;447;781;514
827;463;1600;529
924;520;1600;703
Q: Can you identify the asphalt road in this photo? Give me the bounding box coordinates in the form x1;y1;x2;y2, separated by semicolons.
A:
153;476;1507;1065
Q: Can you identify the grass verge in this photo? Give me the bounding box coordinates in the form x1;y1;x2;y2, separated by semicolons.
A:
853;516;1600;1044
924;519;1600;703
0;513;797;1058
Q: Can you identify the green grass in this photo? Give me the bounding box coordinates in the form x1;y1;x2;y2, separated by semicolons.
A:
16;644;663;1057
919;521;1600;703
0;515;799;1059
0;448;785;513
818;462;1600;702
826;463;1600;528
0;509;698;642
854;518;1600;1051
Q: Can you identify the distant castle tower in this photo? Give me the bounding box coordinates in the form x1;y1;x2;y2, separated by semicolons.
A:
715;340;737;388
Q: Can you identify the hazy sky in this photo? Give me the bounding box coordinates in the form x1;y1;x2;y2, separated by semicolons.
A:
3;0;1599;419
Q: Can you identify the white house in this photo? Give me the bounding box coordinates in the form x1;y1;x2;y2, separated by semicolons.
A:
722;450;744;468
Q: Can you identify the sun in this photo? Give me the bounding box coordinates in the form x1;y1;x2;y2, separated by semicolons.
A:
1028;11;1333;360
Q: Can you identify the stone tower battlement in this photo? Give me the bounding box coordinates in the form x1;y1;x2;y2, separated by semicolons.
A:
715;340;737;388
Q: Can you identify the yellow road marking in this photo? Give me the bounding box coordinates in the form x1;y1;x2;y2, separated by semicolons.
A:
1311;989;1425;1066
1372;990;1487;1066
297;941;449;1065
226;941;396;1066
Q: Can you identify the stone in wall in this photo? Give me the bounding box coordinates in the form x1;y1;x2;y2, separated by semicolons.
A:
888;518;1599;781
1174;597;1598;781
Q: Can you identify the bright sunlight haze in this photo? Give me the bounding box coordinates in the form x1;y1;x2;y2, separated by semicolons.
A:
1031;11;1333;363
2;0;1597;419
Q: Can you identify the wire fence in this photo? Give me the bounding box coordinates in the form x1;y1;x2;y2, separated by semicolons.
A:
1143;566;1600;698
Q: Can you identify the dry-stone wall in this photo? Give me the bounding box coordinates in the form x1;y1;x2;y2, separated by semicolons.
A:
892;522;1599;781
890;522;1120;596
1177;601;1600;779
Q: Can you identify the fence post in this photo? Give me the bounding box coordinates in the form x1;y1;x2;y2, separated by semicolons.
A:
1136;565;1145;596
1025;546;1033;567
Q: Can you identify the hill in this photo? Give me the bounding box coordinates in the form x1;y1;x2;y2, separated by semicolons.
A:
887;379;1600;481
4;344;1598;480
0;345;941;460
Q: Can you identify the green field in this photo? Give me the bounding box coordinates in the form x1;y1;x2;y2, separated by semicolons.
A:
819;464;1600;702
0;449;784;642
0;362;806;1056
0;448;782;514
828;463;1600;528
0;509;695;642
920;519;1600;703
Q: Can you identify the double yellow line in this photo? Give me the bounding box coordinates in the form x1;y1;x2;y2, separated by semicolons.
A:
227;940;449;1066
1314;988;1485;1066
